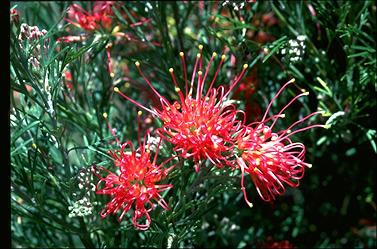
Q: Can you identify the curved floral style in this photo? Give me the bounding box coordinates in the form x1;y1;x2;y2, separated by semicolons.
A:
234;79;327;207
114;46;249;172
94;112;174;230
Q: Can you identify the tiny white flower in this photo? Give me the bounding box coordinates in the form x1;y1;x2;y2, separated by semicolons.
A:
297;35;306;41
289;40;298;47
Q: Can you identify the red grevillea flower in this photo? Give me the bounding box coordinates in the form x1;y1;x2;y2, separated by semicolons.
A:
94;112;174;230
114;45;249;173
234;79;328;207
65;2;115;32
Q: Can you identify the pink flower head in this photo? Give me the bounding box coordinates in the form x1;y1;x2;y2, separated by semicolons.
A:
94;112;174;230
234;79;327;207
114;45;249;173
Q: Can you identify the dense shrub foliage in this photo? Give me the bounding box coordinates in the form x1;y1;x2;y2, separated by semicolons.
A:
10;1;376;248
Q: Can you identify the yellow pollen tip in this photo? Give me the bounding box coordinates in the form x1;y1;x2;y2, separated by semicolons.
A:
317;77;327;87
303;91;309;95
197;53;201;58
255;159;260;166
221;55;226;60
288;78;296;84
247;202;253;208
179;52;184;57
32;143;37;149
103;113;108;118
111;25;121;34
212;52;217;57
138;111;142;116
198;71;202;76
110;72;115;78
135;61;140;67
307;163;313;168
287;129;291;134
114;87;119;92
243;64;248;69
324;124;331;129
175;87;180;92
169;68;174;73
280;114;286;118
198;44;203;50
125;82;130;88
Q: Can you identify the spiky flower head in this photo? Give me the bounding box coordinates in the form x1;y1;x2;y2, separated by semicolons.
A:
94;112;174;230
115;45;249;173
234;79;327;207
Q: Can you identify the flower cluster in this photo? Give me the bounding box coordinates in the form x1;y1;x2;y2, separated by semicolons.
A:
68;197;95;218
234;80;324;206
91;45;326;229
58;2;151;43
57;2;116;43
112;45;326;211
65;2;115;32
93;112;174;230
18;23;49;68
281;35;307;63
115;45;248;172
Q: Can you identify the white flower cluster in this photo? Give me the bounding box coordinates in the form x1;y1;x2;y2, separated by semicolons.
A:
78;169;96;192
68;197;94;218
68;168;98;218
145;2;153;12
281;35;307;63
18;23;50;68
222;0;245;11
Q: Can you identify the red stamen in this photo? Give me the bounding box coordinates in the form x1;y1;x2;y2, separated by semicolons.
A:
261;78;296;122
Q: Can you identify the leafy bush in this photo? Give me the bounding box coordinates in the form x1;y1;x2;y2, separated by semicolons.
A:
10;1;376;248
